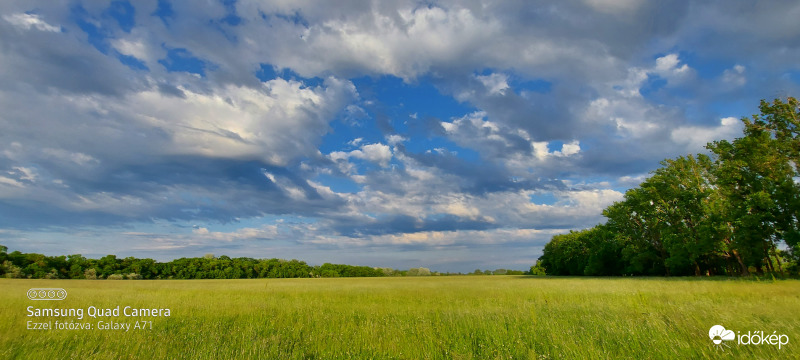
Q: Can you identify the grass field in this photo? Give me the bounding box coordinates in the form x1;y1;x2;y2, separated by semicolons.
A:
1;276;798;359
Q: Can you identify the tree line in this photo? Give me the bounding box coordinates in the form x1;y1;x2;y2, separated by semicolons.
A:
0;245;530;279
537;98;800;277
0;246;387;279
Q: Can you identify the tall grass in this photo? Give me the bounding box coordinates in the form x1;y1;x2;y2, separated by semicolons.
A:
1;277;798;359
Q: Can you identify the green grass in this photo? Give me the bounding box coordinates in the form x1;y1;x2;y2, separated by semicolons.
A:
1;277;799;359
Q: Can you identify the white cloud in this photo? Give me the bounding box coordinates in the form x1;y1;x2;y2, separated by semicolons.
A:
42;148;99;166
330;143;393;168
618;174;648;187
111;38;153;63
120;77;356;165
386;134;407;145
584;55;696;140
3;13;60;32
347;138;363;147
654;54;690;77
440;111;516;155
223;2;626;84
0;176;24;188
722;64;746;87
670;117;744;152
650;54;695;87
434;195;482;220
561;142;581;157
475;73;510;96
356;144;393;166
11;167;37;182
191;225;278;242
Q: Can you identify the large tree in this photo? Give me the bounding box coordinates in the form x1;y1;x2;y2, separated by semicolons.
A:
538;97;800;276
708;97;800;275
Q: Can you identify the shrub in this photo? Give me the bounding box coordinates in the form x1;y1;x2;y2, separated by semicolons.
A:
3;261;24;278
84;268;98;280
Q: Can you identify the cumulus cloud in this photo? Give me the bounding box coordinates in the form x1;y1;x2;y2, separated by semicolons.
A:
122;77;357;165
671;117;744;151
475;73;510;96
653;53;694;84
330;143;393;169
721;65;747;88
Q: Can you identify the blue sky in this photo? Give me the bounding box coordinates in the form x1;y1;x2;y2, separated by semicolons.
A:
1;1;799;272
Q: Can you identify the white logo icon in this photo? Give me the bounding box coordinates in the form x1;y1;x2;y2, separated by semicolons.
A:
27;288;67;300
709;325;735;347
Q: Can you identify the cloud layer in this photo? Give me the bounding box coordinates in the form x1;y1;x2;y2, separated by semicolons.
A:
1;0;799;271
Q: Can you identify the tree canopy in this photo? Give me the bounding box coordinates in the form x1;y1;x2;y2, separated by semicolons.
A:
538;97;800;276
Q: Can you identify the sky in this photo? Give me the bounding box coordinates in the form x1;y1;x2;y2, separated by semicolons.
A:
1;0;799;272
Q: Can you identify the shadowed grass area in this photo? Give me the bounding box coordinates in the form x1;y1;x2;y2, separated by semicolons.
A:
1;277;798;359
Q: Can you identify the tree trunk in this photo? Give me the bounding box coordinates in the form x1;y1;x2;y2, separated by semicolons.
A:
762;242;776;275
694;261;701;276
734;250;749;276
723;237;750;276
772;247;787;277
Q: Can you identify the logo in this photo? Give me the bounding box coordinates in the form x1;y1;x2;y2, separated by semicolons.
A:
27;288;67;301
709;324;789;350
709;325;735;348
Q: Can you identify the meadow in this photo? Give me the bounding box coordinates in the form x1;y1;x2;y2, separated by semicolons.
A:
1;276;798;359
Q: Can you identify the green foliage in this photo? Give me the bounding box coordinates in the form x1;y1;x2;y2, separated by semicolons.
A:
84;268;98;280
406;267;432;276
314;263;385;277
2;261;24;279
538;97;800;277
529;261;546;276
539;226;625;276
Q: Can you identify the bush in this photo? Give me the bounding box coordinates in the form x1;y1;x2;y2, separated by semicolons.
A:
107;274;124;280
529;261;546;276
84;268;98;280
3;261;25;278
44;269;59;279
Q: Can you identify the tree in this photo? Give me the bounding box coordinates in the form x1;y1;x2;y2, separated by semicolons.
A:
751;97;800;273
537;97;800;277
708;98;800;275
539;230;587;275
635;155;732;276
0;245;7;276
